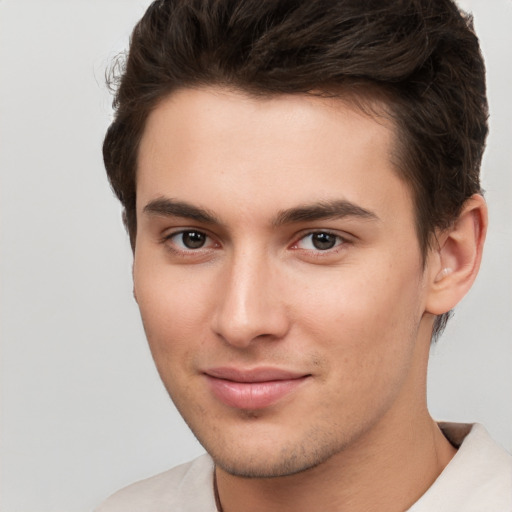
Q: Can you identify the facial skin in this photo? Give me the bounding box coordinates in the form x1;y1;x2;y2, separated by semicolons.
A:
133;87;482;510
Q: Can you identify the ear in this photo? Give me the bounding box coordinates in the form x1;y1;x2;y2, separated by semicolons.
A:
425;194;488;315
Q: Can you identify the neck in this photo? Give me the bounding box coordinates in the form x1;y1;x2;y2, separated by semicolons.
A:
215;411;456;512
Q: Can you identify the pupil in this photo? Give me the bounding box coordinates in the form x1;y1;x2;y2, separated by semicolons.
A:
183;231;205;249
312;233;336;250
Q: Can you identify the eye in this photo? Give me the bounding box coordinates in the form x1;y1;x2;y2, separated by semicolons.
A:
294;232;344;251
166;230;212;250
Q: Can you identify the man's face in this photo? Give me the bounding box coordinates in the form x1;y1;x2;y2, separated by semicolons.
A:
134;87;434;477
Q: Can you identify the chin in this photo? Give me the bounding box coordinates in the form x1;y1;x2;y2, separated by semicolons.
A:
214;450;326;479
200;426;348;479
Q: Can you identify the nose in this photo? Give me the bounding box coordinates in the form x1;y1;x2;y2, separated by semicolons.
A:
211;249;290;348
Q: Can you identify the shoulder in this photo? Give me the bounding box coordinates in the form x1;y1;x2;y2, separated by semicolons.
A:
95;454;217;512
409;423;512;512
441;423;512;492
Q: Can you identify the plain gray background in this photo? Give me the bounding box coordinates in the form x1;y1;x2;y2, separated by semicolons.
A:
0;1;510;511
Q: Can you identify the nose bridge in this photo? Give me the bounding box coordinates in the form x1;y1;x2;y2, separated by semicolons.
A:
212;243;288;347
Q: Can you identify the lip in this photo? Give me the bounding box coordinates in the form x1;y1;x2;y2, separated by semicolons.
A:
204;367;310;410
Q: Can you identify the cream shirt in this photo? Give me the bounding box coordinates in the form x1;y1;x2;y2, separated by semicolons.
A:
96;423;512;511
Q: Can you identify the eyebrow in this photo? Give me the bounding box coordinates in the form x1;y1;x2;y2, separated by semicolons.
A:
142;197;379;226
143;198;220;224
273;200;379;226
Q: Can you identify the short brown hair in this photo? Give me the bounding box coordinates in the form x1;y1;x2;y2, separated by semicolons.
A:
103;0;488;338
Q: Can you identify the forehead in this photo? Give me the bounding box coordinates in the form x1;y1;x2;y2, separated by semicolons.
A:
136;87;412;225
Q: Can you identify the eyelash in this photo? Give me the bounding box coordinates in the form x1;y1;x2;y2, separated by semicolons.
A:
290;231;346;253
161;230;218;255
160;229;349;257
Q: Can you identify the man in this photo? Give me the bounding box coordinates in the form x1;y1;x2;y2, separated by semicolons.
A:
97;0;511;510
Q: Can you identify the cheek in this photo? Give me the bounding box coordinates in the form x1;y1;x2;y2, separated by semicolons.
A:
298;263;421;332
133;262;214;364
294;258;424;377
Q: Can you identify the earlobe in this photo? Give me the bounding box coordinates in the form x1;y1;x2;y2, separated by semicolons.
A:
425;194;487;315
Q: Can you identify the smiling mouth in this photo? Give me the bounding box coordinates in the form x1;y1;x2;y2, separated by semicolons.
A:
204;367;311;410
